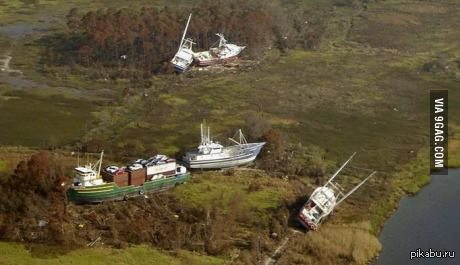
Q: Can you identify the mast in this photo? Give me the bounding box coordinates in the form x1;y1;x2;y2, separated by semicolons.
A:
178;13;192;53
336;171;376;206
201;123;203;144
216;33;226;48
326;152;356;185
97;150;104;178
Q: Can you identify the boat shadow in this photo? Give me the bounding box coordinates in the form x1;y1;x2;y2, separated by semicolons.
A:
286;195;313;233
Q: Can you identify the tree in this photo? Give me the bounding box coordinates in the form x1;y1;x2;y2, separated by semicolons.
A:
259;129;286;171
244;112;271;141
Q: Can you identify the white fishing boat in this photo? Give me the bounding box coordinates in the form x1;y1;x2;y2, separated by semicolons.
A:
183;123;265;169
298;153;376;230
171;14;195;72
193;33;245;66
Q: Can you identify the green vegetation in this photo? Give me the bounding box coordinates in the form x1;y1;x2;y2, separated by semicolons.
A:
0;89;96;146
368;149;430;233
396;150;430;194
0;0;197;25
0;242;224;265
174;170;292;227
448;124;460;168
0;160;6;173
0;0;459;264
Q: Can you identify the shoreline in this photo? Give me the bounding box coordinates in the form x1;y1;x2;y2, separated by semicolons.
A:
369;144;460;265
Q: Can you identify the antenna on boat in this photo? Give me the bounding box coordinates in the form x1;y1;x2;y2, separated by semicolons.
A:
336;171;376;206
200;122;203;144
229;129;248;145
216;33;227;47
326;152;356;185
178;13;192;53
77;150;80;167
97;150;104;178
239;129;247;144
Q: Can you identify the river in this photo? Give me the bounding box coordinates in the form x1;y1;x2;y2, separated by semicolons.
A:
374;169;460;265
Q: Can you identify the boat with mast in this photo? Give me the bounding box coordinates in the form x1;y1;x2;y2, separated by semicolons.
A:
73;151;105;187
68;151;190;204
182;122;265;169
297;152;376;230
193;33;246;66
171;13;195;72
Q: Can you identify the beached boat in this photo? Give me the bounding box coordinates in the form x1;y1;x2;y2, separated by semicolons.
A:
68;152;189;203
171;13;195;72
193;33;245;66
298;153;376;230
182;123;265;169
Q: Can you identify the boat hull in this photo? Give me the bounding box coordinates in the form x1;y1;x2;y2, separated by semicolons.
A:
68;173;190;204
183;143;265;169
171;47;194;73
297;213;318;231
174;65;187;72
195;54;239;66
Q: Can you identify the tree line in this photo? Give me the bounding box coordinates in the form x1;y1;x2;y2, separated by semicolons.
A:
42;0;323;77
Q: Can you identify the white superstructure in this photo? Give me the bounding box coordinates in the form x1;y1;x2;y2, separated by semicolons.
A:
183;123;265;169
298;153;376;230
73;151;105;187
171;13;195;72
193;33;245;66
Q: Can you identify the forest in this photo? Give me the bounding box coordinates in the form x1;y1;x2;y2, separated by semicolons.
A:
41;0;323;77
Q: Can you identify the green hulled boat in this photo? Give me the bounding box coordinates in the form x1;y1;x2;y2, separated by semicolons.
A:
67;151;190;204
68;173;190;203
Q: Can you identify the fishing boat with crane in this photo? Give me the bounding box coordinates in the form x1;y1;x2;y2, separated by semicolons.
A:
193;33;246;66
68;151;190;204
298;153;376;230
171;13;195;72
182;122;265;169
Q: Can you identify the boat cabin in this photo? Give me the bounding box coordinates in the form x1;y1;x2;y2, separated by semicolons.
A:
297;153;376;231
198;142;223;155
73;166;104;187
298;186;336;230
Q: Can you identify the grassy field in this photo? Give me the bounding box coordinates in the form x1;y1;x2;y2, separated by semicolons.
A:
174;170;295;228
0;88;97;146
0;160;5;173
0;0;459;264
0;242;224;265
0;0;197;25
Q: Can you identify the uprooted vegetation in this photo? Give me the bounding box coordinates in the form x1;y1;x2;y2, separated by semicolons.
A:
0;152;312;264
0;150;388;265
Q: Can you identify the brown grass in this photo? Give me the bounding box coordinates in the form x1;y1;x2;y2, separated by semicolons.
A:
393;3;449;14
278;222;381;265
370;13;420;26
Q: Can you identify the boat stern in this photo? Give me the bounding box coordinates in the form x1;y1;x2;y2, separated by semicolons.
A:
298;208;318;231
